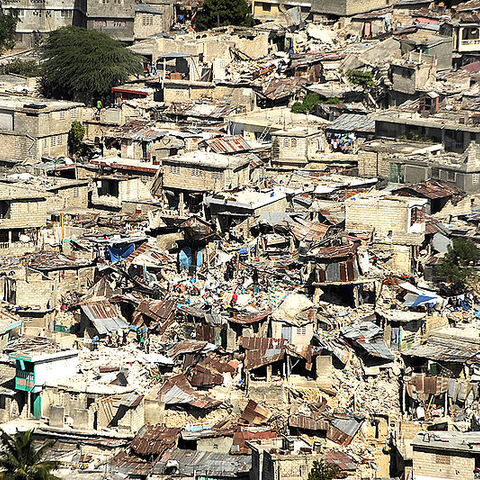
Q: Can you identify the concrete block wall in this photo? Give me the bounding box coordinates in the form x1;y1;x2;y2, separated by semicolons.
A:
358;150;392;178
346;198;425;245
413;448;474;480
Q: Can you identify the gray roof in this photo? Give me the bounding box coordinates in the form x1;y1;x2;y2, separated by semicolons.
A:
341;322;394;361
328;113;375;134
135;3;163;13
154;450;251;476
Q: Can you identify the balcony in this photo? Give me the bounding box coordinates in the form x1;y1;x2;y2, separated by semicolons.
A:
15;371;34;391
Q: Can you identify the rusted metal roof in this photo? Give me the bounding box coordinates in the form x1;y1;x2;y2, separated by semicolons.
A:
228;312;269;325
132;299;176;333
393;179;464;200
110;451;154;476
126;242;176;267
131;425;180;456
168;340;208;358
316;244;357;261
239;400;271;425
291;219;329;243
231;427;277;455
289;414;329;431
202;135;252;153
263;77;308;101
80;300;128;335
326;451;357;471
157;374;222;409
327;416;365;446
402;336;480;362
239;337;286;370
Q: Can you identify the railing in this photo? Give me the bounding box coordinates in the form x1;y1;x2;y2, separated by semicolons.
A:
16;371;34;381
461;39;480;45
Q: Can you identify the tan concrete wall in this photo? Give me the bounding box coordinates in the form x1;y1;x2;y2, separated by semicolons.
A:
413;448;475;480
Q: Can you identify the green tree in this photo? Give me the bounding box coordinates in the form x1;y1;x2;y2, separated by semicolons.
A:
308;459;340;480
195;0;254;31
0;429;60;480
0;59;43;77
41;27;142;102
68;121;85;155
437;237;480;287
291;94;340;113
346;69;375;88
0;10;19;53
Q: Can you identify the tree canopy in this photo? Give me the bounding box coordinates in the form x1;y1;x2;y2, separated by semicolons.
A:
307;459;340;480
291;93;340;114
0;10;19;53
346;69;375;88
437;237;480;288
0;429;60;480
195;0;254;31
41;27;142;102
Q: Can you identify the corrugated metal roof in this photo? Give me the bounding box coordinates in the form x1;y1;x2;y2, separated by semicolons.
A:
239;400;271;425
341;322;394;361
80;300;128;335
231;427;277;455
157;374;222;409
228;312;269;325
203;135;251;153
154;449;252;476
328;113;375;133
131;425;180;456
393;179;464;200
402;336;480;362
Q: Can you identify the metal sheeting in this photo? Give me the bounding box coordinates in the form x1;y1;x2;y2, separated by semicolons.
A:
341;322;394;361
402;336;480;363
328;113;375;134
131;425;180;456
202;135;251;153
81;300;127;335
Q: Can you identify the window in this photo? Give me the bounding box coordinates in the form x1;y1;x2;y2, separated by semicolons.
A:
447;170;456;182
283;138;289;147
51;136;56;146
61;10;71;17
57;134;63;145
143;14;153;25
169;165;180;174
291;138;297;148
410;206;425;226
44;138;48;147
59;111;65;120
113;20;126;27
192;167;202;177
70;393;79;401
296;326;306;335
473;173;480;185
94;20;107;26
262;2;271;11
212;171;223;181
73;187;79;198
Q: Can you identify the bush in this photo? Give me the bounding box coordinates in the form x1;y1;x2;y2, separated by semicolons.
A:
0;59;43;77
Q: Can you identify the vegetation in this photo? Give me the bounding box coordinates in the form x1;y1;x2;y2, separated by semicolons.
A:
346;69;375;88
0;10;19;53
291;94;340;114
437;237;480;288
307;459;340;480
41;27;143;102
0;59;43;77
195;0;254;31
68;121;85;155
0;429;60;480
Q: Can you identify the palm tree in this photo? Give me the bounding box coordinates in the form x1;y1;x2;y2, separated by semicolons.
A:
0;429;60;480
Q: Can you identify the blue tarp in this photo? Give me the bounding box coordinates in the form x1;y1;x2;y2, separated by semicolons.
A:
179;247;192;271
108;244;135;263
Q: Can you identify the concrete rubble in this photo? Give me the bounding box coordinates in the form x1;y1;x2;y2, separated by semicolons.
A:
4;0;480;479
